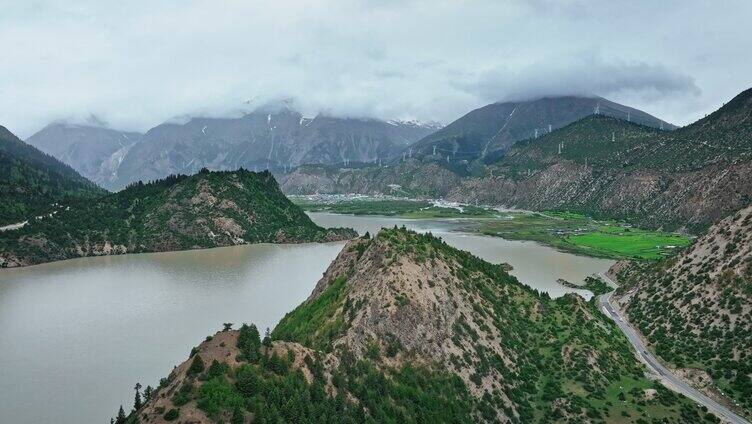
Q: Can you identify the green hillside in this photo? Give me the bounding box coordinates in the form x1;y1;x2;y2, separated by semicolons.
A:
0;169;355;268
614;205;752;417
0;125;104;226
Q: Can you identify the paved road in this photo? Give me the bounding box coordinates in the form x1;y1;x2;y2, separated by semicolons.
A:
597;290;749;424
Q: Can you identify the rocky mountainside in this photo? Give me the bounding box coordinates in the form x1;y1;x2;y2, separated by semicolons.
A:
407;95;674;164
26;122;142;189
90;108;438;190
0;169;355;268
612;205;752;416
283;87;752;232
0;125;104;227
121;228;712;424
279;160;463;198
449;87;752;231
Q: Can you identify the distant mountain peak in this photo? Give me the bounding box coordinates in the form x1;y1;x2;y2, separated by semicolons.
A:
408;94;676;165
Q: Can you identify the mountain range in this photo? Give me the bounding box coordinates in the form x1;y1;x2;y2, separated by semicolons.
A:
281;87;752;231
26;122;142;189
26;109;440;191
25;95;671;192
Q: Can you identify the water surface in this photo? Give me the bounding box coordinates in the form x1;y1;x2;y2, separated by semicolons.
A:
0;213;612;424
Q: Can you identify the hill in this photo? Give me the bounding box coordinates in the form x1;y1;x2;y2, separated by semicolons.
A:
106;108;438;190
0;169;355;268
407;95;674;164
26;122;142;189
119;228;714;423
611;205;752;417
0;125;104;227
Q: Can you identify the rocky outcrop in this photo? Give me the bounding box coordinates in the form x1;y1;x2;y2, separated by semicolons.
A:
279;159;463;198
447;159;752;231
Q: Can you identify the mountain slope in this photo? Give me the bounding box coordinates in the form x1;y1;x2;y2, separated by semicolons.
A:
279;160;463;197
281;103;751;231
123;228;713;423
408;95;674;163
448;87;752;230
0;125;104;227
110;109;438;190
26;123;142;190
0;169;355;268
612;205;752;417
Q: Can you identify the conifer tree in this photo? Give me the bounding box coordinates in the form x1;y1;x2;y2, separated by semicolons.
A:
134;382;143;410
115;405;126;424
262;327;272;348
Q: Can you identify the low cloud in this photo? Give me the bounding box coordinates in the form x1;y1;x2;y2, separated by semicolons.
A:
464;53;701;104
0;0;749;137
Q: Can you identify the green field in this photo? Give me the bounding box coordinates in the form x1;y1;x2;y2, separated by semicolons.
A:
293;196;692;260
565;226;691;260
474;212;691;260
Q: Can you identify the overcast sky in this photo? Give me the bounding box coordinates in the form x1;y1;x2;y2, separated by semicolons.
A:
2;0;751;137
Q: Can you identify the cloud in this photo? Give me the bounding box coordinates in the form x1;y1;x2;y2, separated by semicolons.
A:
0;0;750;137
463;52;701;104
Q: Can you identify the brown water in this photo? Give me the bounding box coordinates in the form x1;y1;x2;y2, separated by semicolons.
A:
0;213;613;424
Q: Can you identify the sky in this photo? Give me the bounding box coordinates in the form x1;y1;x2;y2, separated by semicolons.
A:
1;0;751;138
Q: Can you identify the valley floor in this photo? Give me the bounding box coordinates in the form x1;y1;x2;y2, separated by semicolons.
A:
293;195;692;260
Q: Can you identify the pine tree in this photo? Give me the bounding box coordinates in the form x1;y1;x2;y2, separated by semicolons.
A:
134;382;143;410
237;323;262;362
143;385;153;401
115;405;126;424
262;327;272;348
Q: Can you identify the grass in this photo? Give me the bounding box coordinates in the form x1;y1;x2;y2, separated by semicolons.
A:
271;275;350;352
475;212;691;260
566;226;691;260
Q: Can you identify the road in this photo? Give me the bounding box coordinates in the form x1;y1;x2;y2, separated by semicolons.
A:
597;290;749;424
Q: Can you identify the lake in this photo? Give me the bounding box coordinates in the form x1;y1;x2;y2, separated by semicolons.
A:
0;213;613;424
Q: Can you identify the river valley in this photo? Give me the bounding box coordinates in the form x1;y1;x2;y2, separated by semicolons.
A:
0;213;613;424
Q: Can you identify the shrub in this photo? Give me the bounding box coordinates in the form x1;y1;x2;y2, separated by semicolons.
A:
187;355;205;376
163;408;179;421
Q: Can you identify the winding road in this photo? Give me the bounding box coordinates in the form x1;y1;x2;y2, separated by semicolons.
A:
597;288;749;424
